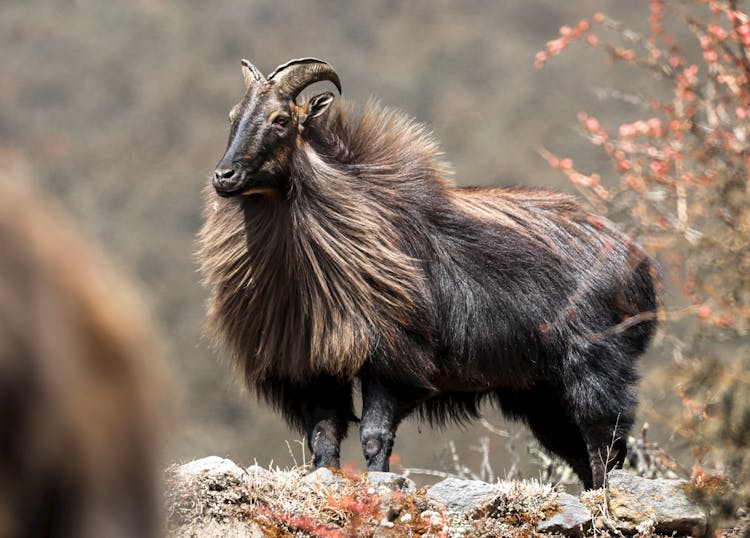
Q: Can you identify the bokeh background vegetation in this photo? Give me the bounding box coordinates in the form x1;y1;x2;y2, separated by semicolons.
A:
1;0;727;482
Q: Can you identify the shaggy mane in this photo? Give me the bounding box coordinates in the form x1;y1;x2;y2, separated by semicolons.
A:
199;100;450;384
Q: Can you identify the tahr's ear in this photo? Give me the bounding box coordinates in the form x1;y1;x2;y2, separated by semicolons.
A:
241;59;264;87
303;92;335;125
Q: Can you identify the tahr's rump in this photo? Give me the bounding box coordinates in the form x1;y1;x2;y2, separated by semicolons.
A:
198;58;658;489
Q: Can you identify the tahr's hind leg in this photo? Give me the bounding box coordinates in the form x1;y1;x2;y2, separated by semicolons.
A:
526;408;594;488
562;348;637;489
499;387;594;488
580;422;629;489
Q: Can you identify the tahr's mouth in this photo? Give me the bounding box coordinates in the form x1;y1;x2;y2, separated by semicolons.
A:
214;184;249;198
213;172;278;198
241;187;279;196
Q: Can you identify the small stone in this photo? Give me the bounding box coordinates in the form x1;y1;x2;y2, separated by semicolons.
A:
536;492;591;537
400;513;413;523
607;470;708;536
300;467;349;489
245;464;271;478
175;456;248;490
365;471;417;493
379;519;395;528
427;477;500;516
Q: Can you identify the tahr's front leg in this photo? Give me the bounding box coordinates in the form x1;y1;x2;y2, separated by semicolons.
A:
359;376;407;472
301;377;355;469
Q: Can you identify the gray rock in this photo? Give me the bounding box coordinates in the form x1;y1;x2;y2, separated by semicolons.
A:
427;477;501;516
536;492;591;537
175;456;248;489
245;464;271;479
300;467;349;489
365;471;416;493
607;470;708;536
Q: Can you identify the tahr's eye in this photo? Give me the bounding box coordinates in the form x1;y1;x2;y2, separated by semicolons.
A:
273;115;289;127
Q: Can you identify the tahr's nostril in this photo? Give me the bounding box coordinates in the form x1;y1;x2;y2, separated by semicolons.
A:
214;168;235;181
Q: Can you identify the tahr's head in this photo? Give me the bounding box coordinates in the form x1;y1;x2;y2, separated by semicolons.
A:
212;58;341;197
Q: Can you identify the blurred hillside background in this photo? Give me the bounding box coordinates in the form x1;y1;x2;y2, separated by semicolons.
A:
0;1;685;477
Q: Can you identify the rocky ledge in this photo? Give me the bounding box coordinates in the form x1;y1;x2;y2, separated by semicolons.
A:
166;456;709;537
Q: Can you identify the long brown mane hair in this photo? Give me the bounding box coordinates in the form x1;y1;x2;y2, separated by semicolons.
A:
199;101;453;383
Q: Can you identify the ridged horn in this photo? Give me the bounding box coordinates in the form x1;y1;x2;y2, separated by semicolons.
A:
241;59;265;86
267;57;342;99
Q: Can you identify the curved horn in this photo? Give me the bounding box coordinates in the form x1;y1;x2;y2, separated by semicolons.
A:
241;59;265;86
267;57;342;99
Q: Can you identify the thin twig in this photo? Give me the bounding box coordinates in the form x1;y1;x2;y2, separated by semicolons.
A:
479;418;510;438
401;468;457;479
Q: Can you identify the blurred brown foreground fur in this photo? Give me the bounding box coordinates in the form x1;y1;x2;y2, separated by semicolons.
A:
0;165;164;538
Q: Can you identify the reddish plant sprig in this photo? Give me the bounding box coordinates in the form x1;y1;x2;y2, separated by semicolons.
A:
537;4;750;500
538;1;750;335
